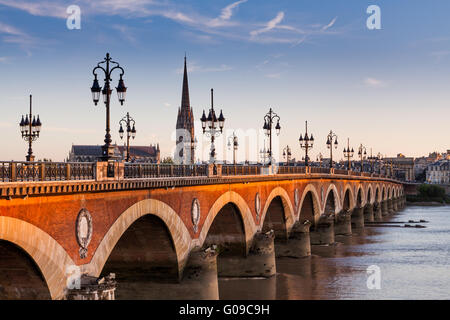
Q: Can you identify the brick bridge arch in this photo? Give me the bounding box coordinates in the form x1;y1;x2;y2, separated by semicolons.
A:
85;199;192;279
198;191;257;254
323;183;341;214
260;187;295;236
297;184;322;225
342;184;356;211
0;216;74;300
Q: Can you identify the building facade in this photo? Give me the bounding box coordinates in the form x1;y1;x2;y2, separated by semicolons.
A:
174;56;196;165
68;144;160;163
426;160;450;184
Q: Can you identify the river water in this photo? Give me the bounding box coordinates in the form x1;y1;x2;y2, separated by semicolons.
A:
219;205;450;300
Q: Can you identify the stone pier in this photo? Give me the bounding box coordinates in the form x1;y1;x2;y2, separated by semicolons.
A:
351;207;365;229
218;231;276;278
310;215;335;245
373;202;383;221
381;200;389;216
334;211;352;236
363;203;374;222
105;248;219;300
275;221;311;258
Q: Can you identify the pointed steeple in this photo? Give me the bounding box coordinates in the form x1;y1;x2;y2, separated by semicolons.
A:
175;54;195;164
181;54;190;111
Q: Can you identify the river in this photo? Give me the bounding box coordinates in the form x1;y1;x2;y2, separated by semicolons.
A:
218;205;450;300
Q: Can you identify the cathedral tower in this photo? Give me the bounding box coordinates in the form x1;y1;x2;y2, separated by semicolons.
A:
174;56;195;164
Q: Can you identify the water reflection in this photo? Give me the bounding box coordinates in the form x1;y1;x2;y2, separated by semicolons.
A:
219;206;450;300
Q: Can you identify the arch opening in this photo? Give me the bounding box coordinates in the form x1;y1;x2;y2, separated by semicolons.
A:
0;240;51;300
357;188;363;207
203;203;246;257
262;196;288;239
324;191;336;214
343;189;351;212
100;214;179;283
299;191;319;225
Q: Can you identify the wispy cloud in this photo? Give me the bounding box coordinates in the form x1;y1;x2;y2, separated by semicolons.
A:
176;61;232;74
364;77;386;88
250;11;285;37
265;73;281;79
0;0;342;47
0;21;36;47
0;0;68;18
111;24;137;44
208;0;247;27
322;16;337;31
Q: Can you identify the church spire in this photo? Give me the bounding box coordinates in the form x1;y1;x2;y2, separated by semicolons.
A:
181;54;190;111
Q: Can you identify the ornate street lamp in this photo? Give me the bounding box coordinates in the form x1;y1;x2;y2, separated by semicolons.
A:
367;148;381;173
282;145;292;165
357;144;367;172
299;120;314;167
118;112;136;162
263;108;281;165
227;132;238;165
91;53;127;162
326;130;338;168
200;89;225;163
19;94;42;162
343;138;354;170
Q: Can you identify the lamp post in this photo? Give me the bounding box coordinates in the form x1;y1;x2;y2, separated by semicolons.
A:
326;130;338;168
200;89;225;163
375;152;383;174
118;112;136;162
263;108;281;165
90;53;127;162
299;120;314;167
316;152;323;168
367;148;379;173
282;145;292;165
227;132;238;165
357;144;367;172
343;138;354;170
19;94;42;162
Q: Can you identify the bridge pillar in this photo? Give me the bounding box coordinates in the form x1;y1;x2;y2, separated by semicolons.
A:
334;210;352;236
310;215;335;245
381;200;389;216
392;198;397;211
107;248;219;300
66;274;116;300
275;221;311;258
387;199;394;214
364;203;374;222
218;231;276;278
373;202;383;221
351;206;365;229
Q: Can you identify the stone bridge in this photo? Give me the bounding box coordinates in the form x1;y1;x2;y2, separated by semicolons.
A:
0;162;405;300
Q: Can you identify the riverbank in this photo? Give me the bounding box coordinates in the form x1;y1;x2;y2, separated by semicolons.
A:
406;201;447;206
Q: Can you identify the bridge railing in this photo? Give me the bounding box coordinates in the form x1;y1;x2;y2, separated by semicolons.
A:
123;163;209;179
0;161;396;183
0;161;96;182
221;165;261;176
310;167;331;174
277;166;306;174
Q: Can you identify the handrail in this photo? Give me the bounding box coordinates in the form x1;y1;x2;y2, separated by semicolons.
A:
0;161;399;183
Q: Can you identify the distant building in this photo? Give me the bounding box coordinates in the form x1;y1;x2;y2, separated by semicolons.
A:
68;144;160;163
174;56;196;165
426;160;450;184
383;153;415;181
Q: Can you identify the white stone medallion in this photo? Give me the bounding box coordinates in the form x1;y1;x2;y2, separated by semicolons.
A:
294;188;299;211
76;208;93;259
255;192;261;222
191;198;201;234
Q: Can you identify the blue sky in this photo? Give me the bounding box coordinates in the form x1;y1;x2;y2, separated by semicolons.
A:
0;0;449;162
